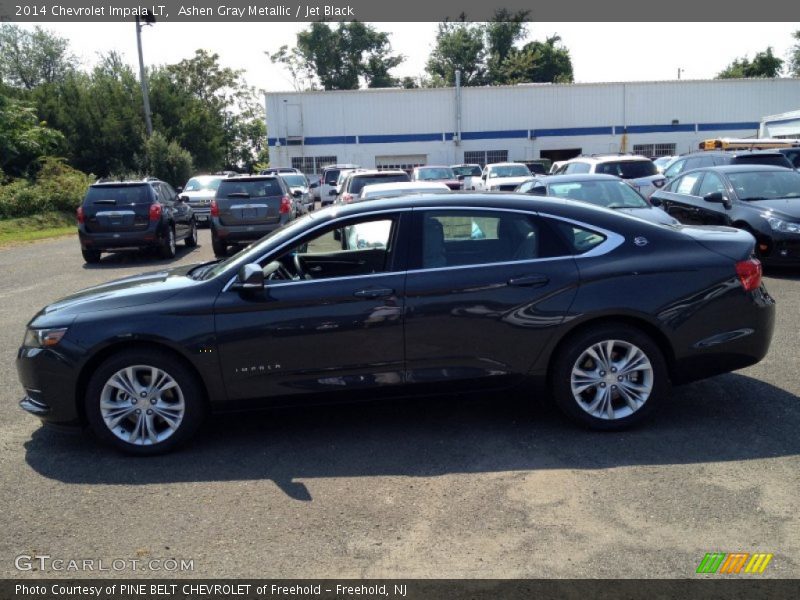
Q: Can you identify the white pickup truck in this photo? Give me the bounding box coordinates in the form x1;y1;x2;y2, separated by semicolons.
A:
473;162;533;192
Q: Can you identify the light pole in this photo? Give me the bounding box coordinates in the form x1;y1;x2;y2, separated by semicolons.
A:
677;67;684;80
135;14;155;137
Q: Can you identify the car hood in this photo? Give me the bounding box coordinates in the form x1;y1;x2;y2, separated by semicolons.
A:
31;265;198;324
488;176;531;187
746;198;800;219
616;207;679;225
182;190;216;201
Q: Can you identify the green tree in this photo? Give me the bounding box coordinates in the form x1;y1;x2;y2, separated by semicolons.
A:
717;47;784;79
143;131;194;187
425;17;487;86
502;35;574;84
0;24;77;89
0;91;65;177
485;9;529;84
788;30;800;77
270;22;404;90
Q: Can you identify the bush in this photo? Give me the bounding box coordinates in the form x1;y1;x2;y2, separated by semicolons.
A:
144;132;194;188
0;158;93;218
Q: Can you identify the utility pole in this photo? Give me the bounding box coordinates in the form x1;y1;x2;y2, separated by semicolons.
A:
135;14;156;137
677;67;684;80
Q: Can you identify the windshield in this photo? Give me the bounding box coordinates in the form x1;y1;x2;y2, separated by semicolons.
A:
548;180;649;209
727;170;800;201
595;160;658;179
281;174;307;187
452;165;482;177
217;179;283;197
489;165;530;178
184;177;223;192
417;167;455;180
200;212;317;280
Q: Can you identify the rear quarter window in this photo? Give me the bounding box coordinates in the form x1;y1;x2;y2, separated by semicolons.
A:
550;220;607;255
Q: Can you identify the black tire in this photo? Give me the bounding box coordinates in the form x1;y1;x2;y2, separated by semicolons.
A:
84;349;206;455
81;248;101;264
184;219;198;247
550;323;669;430
158;225;176;259
211;233;227;257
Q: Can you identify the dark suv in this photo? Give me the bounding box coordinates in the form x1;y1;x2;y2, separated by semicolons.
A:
664;150;793;180
77;179;197;264
210;175;295;257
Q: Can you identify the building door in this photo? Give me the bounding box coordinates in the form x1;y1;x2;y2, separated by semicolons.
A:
540;148;582;162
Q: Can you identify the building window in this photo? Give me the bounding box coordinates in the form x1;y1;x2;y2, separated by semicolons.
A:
375;155;427;172
464;150;509;166
633;143;676;158
290;156;338;174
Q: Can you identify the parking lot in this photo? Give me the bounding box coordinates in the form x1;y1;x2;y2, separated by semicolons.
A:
1;227;798;579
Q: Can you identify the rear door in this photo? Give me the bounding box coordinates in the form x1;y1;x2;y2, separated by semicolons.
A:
216;178;284;226
82;184;151;234
403;208;580;390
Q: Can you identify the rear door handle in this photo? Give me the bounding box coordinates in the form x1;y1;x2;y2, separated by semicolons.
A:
508;274;549;287
353;287;394;298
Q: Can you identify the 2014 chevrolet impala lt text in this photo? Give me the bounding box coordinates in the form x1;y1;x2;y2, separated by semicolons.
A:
16;194;775;454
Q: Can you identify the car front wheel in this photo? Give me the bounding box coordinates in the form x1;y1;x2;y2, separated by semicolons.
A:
84;349;205;455
551;324;669;430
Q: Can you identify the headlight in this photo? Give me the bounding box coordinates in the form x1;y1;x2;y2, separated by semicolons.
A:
764;217;800;234
23;327;68;348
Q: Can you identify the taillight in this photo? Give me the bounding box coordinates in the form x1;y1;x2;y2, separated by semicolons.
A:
76;206;85;224
279;195;291;214
149;203;162;221
210;200;219;217
735;258;762;292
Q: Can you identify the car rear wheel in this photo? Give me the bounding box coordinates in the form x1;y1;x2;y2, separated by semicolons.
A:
84;350;205;455
159;226;176;259
81;248;101;264
211;234;227;257
185;219;198;247
551;324;668;430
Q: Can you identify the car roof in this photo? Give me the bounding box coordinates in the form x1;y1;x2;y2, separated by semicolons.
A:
415;165;452;169
681;150;785;158
221;175;279;181
695;164;795;173
362;181;450;193
569;155;651;163
350;169;408;176
537;174;624;183
486;162;528;168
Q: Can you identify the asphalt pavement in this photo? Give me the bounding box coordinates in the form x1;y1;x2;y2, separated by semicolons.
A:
1;229;798;578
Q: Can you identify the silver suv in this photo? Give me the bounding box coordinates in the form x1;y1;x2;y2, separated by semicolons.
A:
556;155;666;198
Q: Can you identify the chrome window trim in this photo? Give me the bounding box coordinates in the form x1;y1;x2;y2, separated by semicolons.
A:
222;204;625;291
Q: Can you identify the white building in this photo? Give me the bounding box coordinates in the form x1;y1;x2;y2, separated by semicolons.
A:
759;109;800;138
265;78;800;171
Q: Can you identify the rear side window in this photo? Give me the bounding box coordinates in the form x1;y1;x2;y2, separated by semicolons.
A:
419;210;569;268
564;162;591;174
595;160;657;178
323;169;340;185
349;174;410;195
84;185;151;206
217;179;284;198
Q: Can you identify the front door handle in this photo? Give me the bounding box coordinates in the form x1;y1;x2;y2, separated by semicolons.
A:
508;274;549;287
353;287;394;298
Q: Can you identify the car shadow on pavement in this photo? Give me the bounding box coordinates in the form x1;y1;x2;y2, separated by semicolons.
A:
81;244;200;270
23;373;800;501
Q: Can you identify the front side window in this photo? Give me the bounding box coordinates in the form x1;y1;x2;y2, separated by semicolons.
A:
664;159;685;179
696;172;726;197
418;210;569;269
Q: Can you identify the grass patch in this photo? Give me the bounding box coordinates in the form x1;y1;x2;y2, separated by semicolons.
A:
0;211;76;247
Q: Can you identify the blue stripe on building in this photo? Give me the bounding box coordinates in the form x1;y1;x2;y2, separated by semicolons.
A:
268;122;761;146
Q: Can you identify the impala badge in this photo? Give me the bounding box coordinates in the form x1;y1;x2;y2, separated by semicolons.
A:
634;236;649;247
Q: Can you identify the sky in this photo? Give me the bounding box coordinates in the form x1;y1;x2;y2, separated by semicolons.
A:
23;22;800;93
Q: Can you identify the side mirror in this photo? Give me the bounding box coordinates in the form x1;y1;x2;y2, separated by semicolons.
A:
178;195;188;203
703;191;730;207
175;186;183;194
328;189;338;196
231;263;264;291
292;189;302;198
310;181;319;188
649;196;662;207
456;175;465;181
